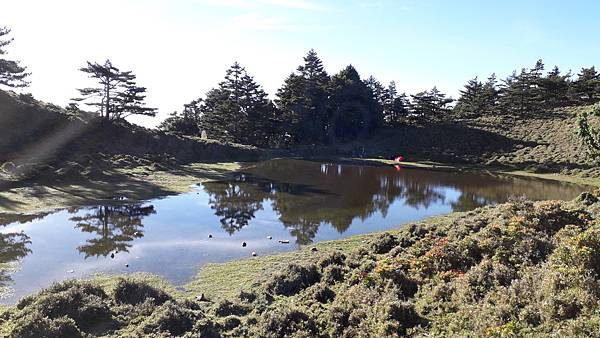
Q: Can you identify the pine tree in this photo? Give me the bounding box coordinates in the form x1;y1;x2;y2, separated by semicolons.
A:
481;73;499;111
541;66;571;108
0;26;30;88
499;60;546;115
411;87;452;119
382;81;409;125
365;76;386;107
454;77;484;117
275;49;330;144
328;65;382;142
158;99;203;135
72;60;156;121
571;67;600;104
198;62;275;146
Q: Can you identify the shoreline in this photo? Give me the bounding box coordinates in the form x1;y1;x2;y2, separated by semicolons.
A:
1;156;598;216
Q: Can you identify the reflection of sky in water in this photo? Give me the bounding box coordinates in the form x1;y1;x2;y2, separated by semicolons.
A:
0;159;590;303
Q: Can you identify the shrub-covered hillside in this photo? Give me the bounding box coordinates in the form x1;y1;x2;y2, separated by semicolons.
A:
0;89;260;183
1;190;599;337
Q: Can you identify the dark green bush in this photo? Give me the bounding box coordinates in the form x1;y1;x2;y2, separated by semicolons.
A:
113;278;172;305
265;263;321;296
214;299;251;317
369;232;399;254
142;300;197;336
318;251;346;268
15;281;112;332
255;304;318;338
8;312;82;338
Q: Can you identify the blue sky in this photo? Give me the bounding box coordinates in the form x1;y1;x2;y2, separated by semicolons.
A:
1;0;599;127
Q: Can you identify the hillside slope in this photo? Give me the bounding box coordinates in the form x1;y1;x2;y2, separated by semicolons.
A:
0;90;260;182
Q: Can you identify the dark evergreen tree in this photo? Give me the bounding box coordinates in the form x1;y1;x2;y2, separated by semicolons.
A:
0;26;30;88
410;87;452;119
198;62;276;146
275;49;330;144
328;65;382;142
454;77;484;116
158;99;202;135
571;67;600;104
72;60;156;121
481;73;499;111
499;60;545;115
454;74;499;117
382;81;410;125
365;76;386;107
540;66;571;108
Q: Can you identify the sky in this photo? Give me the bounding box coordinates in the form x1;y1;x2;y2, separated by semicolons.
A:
1;0;599;128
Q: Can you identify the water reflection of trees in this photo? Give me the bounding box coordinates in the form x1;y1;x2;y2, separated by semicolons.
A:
69;204;155;258
0;231;31;290
202;160;587;245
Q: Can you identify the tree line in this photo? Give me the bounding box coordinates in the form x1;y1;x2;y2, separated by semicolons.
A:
160;51;600;147
1;25;599;153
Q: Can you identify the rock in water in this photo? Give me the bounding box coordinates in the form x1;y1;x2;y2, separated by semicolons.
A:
267;236;273;240
110;253;115;259
252;252;257;257
208;234;213;238
125;264;129;268
278;239;290;244
242;242;247;247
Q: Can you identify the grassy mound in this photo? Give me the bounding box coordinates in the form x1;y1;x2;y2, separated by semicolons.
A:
1;190;599;337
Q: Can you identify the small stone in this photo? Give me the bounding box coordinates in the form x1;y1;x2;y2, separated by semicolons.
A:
252;252;257;257
196;293;207;301
311;247;318;252
125;264;129;268
242;242;247;247
267;236;273;240
208;234;213;238
278;240;290;244
110;253;114;259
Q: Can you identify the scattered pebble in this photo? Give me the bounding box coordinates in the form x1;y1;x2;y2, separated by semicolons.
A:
208;234;213;238
267;236;273;240
242;242;247;247
196;293;207;301
311;247;318;252
252;252;257;257
278;239;290;244
125;264;129;268
110;253;115;259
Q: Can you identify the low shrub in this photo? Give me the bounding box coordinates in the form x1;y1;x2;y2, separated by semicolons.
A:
265;263;321;296
113;278;172;305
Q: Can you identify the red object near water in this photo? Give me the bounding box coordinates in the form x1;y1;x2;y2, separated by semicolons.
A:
394;155;404;162
394;165;402;171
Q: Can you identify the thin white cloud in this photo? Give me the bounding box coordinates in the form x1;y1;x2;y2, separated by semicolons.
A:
257;0;326;11
197;0;326;11
229;12;301;30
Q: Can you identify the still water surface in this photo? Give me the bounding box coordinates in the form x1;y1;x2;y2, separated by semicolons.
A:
0;159;590;302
